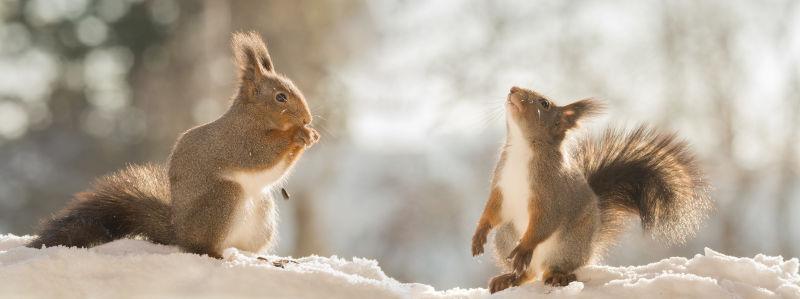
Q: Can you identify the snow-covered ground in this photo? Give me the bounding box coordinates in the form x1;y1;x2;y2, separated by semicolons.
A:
0;234;798;298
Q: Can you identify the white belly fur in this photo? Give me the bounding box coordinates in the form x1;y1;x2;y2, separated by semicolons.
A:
221;160;290;253
497;119;558;278
498;121;533;236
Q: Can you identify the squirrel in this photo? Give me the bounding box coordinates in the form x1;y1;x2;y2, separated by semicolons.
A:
471;86;711;293
27;31;319;260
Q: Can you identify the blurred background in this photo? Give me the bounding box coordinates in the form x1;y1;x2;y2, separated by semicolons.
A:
0;0;798;290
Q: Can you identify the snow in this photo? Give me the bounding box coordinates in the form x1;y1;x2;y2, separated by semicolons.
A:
0;234;798;298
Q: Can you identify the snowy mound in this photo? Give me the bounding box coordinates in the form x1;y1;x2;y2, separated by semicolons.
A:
1;234;798;298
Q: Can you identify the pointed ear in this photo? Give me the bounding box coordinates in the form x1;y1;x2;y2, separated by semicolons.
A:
232;31;274;85
559;98;604;130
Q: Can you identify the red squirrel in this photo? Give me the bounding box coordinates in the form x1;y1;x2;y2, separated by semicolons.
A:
472;86;711;293
28;32;319;259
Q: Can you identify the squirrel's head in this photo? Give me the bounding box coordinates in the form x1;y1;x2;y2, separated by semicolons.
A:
230;31;311;130
506;86;602;144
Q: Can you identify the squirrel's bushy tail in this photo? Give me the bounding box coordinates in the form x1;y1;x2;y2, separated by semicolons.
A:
574;126;712;256
27;164;174;249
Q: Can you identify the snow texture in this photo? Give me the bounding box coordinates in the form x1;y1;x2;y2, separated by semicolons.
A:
1;234;798;298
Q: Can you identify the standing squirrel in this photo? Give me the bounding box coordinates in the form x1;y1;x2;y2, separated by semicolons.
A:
27;32;319;259
471;86;711;293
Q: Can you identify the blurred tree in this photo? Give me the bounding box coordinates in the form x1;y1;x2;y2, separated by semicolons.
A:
0;0;175;233
129;0;364;257
1;0;798;291
0;0;364;259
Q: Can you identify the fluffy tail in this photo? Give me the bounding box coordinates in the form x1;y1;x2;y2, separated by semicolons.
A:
574;126;712;255
27;164;174;248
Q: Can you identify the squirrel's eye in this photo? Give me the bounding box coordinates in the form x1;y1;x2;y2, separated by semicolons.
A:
275;93;287;103
540;99;550;109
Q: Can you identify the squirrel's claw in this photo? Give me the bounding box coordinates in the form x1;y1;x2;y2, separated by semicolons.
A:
489;273;519;294
293;126;320;147
305;126;320;145
471;226;489;256
507;244;533;275
543;271;576;287
471;238;485;257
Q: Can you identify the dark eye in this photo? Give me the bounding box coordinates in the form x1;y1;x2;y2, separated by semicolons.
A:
540;99;550;109
276;93;287;103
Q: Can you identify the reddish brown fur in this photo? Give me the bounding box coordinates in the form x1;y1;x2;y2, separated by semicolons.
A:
473;86;710;293
489;269;534;294
472;150;509;256
472;188;503;256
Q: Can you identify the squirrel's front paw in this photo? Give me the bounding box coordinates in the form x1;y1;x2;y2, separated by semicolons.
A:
471;225;490;256
293;126;320;147
507;244;533;275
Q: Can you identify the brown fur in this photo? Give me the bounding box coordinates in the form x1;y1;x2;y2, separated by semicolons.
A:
542;269;577;287
471;188;503;256
28;32;319;259
472;86;711;293
574;126;712;255
489;270;533;294
28;164;173;248
472;149;510;256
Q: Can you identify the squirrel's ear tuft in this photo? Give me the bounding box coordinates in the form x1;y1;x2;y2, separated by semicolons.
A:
232;31;274;84
560;98;604;130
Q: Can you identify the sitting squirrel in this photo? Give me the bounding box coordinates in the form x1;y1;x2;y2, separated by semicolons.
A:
28;32;319;259
471;86;711;293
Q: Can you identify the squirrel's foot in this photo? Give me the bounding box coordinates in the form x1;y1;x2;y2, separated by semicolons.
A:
471;225;490;256
507;244;533;275
293;126;320;148
488;273;520;294
256;256;298;268
543;271;576;287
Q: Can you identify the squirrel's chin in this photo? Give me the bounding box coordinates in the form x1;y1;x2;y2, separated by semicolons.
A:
507;98;525;112
506;102;523;119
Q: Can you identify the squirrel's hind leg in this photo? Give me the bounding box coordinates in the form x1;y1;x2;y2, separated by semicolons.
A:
540;212;596;286
488;224;535;293
542;270;577;287
538;246;586;287
173;180;241;260
492;222;519;270
488;270;533;294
